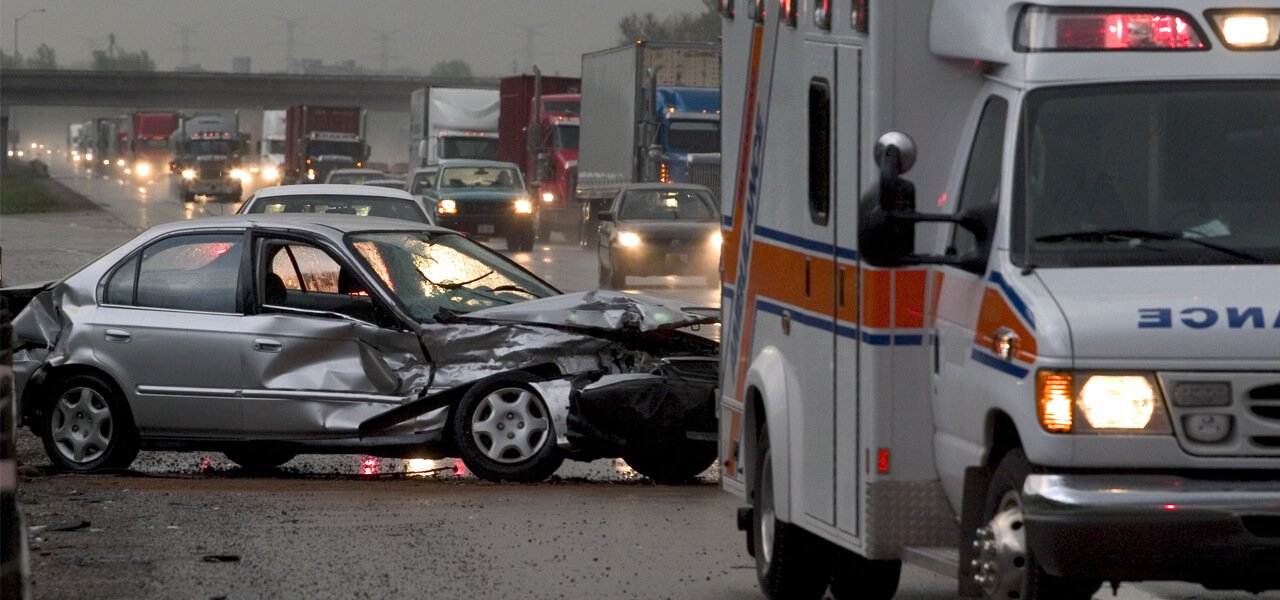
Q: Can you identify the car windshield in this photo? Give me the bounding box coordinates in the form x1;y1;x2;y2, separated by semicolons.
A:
307;140;363;158
439;166;522;190
187;140;234;156
618;189;716;221
348;231;558;322
244;195;427;223
138;138;168;150
1014;81;1280;267
267;140;286;154
667;120;719;153
543;99;579;114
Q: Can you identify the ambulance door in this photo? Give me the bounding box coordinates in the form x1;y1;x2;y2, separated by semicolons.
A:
833;44;862;536
796;42;839;527
932;94;1012;502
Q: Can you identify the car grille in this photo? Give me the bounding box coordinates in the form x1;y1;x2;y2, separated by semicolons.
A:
1158;372;1280;457
688;163;721;201
457;201;510;216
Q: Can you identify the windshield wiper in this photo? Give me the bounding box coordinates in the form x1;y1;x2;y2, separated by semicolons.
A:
1035;229;1263;263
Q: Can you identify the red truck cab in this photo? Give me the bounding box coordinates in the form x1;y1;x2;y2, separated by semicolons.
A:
129;112;179;182
497;74;582;243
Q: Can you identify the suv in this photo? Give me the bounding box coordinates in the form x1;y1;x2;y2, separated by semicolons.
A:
422;160;535;251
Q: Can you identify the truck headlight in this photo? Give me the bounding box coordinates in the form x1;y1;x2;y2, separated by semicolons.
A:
262;166;280;181
437;199;458;215
618;231;642;248
514;198;533;214
135;162;152;177
117;159;126;167
307;168;316;181
541;191;556;203
231;168;251;184
181;169;197;181
1036;370;1172;434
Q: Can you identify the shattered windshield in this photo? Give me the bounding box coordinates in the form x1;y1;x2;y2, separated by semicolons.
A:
348;231;558;322
1015;81;1280;267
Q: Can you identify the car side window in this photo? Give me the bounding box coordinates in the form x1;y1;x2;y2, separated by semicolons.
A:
260;240;388;325
118;233;244;313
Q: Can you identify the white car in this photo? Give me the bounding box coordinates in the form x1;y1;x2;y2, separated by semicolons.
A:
237;184;435;225
323;167;386;185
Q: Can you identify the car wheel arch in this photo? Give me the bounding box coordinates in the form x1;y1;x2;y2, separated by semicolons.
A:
22;364;132;428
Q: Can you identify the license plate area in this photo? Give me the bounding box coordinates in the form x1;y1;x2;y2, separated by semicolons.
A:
477;224;495;234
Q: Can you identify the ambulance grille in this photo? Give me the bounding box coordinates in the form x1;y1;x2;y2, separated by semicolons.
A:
1159;373;1280;458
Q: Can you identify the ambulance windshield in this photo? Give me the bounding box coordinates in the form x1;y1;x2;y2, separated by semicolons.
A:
1014;81;1280;268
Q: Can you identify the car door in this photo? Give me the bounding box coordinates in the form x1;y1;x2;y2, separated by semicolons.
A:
237;231;428;439
93;230;249;437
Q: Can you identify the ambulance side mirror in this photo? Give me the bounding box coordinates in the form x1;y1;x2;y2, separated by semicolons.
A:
859;131;992;270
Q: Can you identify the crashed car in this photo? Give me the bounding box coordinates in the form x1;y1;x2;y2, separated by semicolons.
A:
3;215;719;483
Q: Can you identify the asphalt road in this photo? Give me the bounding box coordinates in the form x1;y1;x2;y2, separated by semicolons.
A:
2;162;1276;599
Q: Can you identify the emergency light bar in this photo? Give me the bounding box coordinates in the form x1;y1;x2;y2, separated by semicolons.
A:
1206;10;1280;49
1016;6;1207;51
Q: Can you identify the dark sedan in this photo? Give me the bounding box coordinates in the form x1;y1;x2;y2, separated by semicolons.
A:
597;184;721;288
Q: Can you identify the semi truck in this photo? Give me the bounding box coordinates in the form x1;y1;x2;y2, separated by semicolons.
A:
89;116;127;176
576;41;721;246
409;87;500;168
169;114;248;202
719;1;1280;599
284;105;367;183
257;109;287;184
497;70;582;243
126;111;180;182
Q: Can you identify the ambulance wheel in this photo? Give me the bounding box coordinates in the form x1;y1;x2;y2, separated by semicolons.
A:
451;372;564;483
621;441;716;484
829;548;901;600
976;450;1100;600
752;423;832;600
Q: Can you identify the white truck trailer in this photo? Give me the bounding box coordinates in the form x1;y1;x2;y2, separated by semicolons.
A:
408;87;500;168
718;1;1280;598
257;109;287;183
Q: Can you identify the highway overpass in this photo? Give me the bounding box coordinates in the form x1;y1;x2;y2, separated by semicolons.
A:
0;70;499;112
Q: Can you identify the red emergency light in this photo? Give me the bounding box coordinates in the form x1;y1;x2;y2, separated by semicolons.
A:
1017;7;1207;51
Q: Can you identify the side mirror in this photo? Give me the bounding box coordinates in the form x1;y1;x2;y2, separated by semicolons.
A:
598;211;614;223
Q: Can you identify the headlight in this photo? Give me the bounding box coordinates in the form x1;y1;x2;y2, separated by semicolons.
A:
231;168;251;184
438;199;458;214
135;162;152;177
1079;375;1156;430
618;231;642;248
262;166;280;181
514;198;533;214
181;169;197;181
710;230;723;248
541;191;556;203
307;168;316;181
1037;371;1171;434
116;159;126;167
85;153;94;161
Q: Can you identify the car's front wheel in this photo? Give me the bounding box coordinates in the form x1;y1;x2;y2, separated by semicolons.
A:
40;373;139;473
451;372;564;483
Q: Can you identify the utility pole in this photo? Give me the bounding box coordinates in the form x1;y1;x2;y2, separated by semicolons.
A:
14;8;47;56
369;30;401;73
274;16;305;69
512;23;549;73
174;23;198;67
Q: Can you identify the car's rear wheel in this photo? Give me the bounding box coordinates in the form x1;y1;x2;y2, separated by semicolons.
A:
223;447;296;471
40;374;139;473
622;441;717;483
451;372;564;483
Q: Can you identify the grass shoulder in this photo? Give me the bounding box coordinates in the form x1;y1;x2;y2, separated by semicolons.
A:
1;160;98;215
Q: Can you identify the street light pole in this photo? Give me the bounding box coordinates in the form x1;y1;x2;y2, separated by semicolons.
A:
13;8;46;57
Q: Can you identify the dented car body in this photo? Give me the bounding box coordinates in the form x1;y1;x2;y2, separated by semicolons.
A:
5;215;719;481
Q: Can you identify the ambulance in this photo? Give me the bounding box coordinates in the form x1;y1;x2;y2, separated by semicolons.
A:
717;1;1280;598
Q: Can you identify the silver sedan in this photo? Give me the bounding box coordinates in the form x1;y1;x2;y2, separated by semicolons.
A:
6;215;719;482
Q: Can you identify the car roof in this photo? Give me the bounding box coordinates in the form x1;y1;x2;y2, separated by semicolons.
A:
435;159;520;169
249;184;416;200
618;183;713;193
327;168;385;175
141;214;453;238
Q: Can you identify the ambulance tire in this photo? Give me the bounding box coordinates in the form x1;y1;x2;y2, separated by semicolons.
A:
752;423;833;600
829;549;901;600
981;450;1101;600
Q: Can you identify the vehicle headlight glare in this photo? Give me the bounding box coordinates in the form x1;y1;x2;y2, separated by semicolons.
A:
438;199;458;214
1079;375;1155;430
618;231;642;248
514;198;534;214
263;166;280;181
135;162;152;177
307;168;316;181
231;168;251;184
541;191;555;203
711;230;723;248
181;168;197;181
117;159;126;167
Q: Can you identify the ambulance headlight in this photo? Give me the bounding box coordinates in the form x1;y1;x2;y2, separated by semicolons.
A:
1079;375;1156;430
1207;11;1280;49
1038;371;1172;434
710;230;723;248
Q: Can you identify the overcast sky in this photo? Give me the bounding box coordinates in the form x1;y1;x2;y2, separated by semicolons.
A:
6;0;701;76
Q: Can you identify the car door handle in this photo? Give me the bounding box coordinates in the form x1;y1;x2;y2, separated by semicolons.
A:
104;328;131;343
252;338;283;353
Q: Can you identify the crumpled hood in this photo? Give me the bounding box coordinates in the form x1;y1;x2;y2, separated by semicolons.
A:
1036;266;1280;362
457;289;717;333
